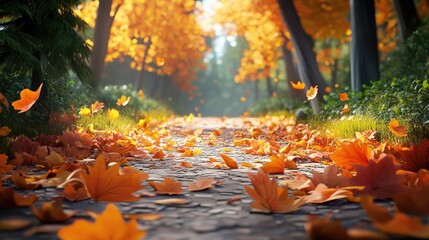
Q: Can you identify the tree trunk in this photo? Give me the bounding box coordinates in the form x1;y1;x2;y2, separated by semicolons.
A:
135;38;152;91
91;1;120;89
277;0;327;114
331;58;338;87
266;74;274;97
350;0;379;92
281;39;305;101
393;0;420;41
254;80;259;103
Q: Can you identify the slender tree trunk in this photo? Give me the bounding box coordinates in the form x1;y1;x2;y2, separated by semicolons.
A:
350;0;379;92
254;80;259;103
277;0;327;114
135;38;152;91
393;0;420;41
151;74;160;98
331;59;338;87
281;39;305;101
91;1;120;89
266;74;274;97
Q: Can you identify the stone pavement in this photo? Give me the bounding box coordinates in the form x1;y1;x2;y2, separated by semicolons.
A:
0;117;394;240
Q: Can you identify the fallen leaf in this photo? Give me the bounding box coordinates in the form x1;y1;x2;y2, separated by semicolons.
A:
32;201;76;223
330;141;372;170
0;185;38;208
188;178;217;191
57;203;146;240
180;161;193;168
220;153;238;169
261;155;285;174
225;196;243;205
63;182;91;202
388;118;407;137
302;184;362;204
152;150;165;160
126;213;162;221
12;83;43;113
149;177;183;195
25;225;63;237
290;81;305;90
119;166;149;182
44;151;64;167
81;155;144;202
399;138;429;172
310;165;350;189
153;198;189;205
11;172;39;190
350;154;407;199
393;184;429;216
306;86;318;100
244;169;305;213
0;218;33;231
0;154;14;174
90;101;104;113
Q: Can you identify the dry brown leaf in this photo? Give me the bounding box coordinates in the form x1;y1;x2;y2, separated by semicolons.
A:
126;213;162;221
11;172;40;190
32;201;76;223
63;182;90;202
153;198;189;205
0;185;38;208
152;150;165;160
220;153;238;169
188;178;217;192
0;218;33;231
302;184;362;204
149;177;183;195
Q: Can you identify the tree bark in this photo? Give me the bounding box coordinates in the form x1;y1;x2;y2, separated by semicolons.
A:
277;0;327;114
254;80;259;103
266;73;274;97
393;0;420;41
350;0;379;92
135;38;152;91
91;1;120;89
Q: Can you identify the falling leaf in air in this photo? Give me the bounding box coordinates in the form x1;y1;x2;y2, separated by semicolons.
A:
81;156;144;202
12;83;43;113
244;169;305;213
188;178;217;191
32;201;76;223
261;155;285;174
388;119;407;137
220;153;238;169
57;203;146;240
90;101;104;113
116;95;131;106
339;93;349;101
350;154;407;199
149;177;183;195
290;81;305;90
0;185;38;208
138;90;145;99
306;86;318;100
330;141;372;170
399;138;429;172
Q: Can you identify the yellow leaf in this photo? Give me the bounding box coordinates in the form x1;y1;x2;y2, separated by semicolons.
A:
116;95;131;106
290;81;306;90
107;109;120;121
79;107;91;116
306;86;318;100
12;83;43;113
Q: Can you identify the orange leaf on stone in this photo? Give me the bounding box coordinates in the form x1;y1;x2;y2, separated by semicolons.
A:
57;203;146;240
149;177;183;195
220;153;238;169
12;83;43;113
32;201;76;223
301;184;362;204
310;165;350;188
244;169;305;213
0;185;38;208
180;161;193;168
306;86;318;100
152;150;165;160
11;172;39;190
153;198;189;205
81;156;144;202
119;166;149;182
63;182;91;202
330;141;372;170
388;118;407;137
188;178;217;192
290;81;305;90
261;155;285;174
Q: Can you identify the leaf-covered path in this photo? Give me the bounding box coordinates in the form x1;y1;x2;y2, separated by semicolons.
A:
0;116;401;239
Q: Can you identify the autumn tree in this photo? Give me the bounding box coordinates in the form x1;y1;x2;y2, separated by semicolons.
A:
76;0;209;93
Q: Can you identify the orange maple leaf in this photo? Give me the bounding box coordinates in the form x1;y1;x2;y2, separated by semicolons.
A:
290;81;305;90
90;101;104;113
330;141;372;169
220;153;238;169
301;184;362;204
11;83;43;113
32;201;76;223
149;177;183;195
310;165;350;188
261;155;285;174
63;182;91;202
388;119;407;137
399;138;429;172
244;169;304;213
58;203;146;240
350;154;407;199
81;156;144;202
188;178;217;192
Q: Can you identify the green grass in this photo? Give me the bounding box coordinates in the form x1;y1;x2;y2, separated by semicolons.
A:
309;114;423;145
76;111;137;132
